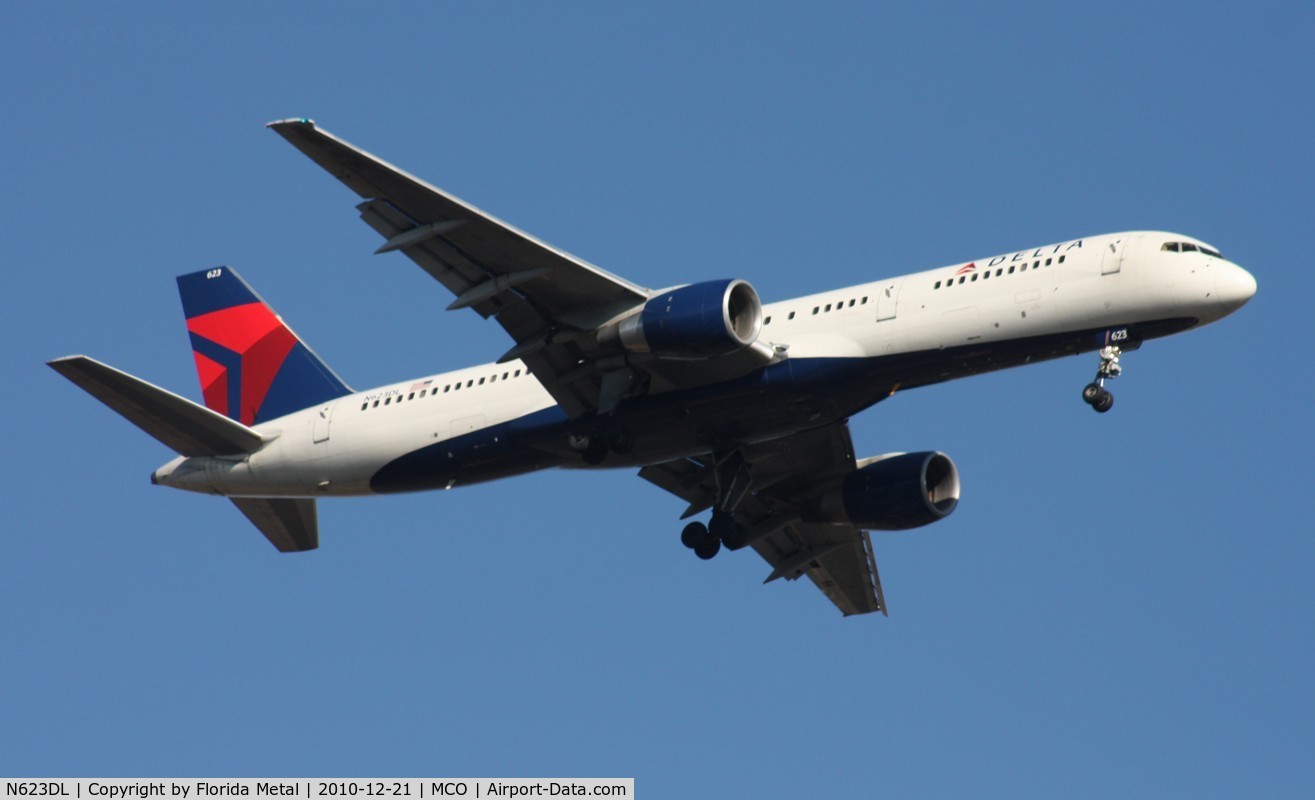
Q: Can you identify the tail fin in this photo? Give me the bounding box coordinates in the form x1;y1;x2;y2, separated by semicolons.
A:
177;267;351;425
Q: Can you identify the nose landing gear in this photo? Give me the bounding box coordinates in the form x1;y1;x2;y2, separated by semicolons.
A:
1081;345;1122;413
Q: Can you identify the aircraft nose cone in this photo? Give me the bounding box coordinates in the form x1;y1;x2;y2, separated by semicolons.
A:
1215;262;1257;314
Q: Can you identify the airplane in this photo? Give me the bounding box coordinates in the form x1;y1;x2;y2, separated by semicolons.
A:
49;118;1257;617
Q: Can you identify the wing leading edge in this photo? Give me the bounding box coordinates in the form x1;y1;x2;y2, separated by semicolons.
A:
267;118;651;417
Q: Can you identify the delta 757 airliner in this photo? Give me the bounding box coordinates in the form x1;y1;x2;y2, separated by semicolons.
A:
50;119;1257;616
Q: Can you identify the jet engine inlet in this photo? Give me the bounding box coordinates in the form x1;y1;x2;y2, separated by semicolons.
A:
806;451;961;530
602;279;763;359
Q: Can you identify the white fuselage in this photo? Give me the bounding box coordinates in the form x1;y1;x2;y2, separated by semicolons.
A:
153;231;1256;499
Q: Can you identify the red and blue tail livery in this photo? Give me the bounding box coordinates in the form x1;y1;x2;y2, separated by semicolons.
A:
177;267;351;425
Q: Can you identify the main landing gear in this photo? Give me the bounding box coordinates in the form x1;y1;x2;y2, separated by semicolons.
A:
679;451;753;560
681;520;720;560
1081;345;1122;413
569;420;635;465
680;511;751;560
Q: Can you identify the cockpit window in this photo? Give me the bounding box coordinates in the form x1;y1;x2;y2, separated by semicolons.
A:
1162;241;1222;258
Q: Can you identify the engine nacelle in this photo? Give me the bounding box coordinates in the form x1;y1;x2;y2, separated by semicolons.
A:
806;452;961;530
603;279;763;359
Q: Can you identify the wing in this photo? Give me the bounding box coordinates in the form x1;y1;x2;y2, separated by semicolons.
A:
639;423;887;617
268;118;650;417
756;522;886;617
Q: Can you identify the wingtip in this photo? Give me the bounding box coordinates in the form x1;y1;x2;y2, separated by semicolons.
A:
265;117;316;130
47;354;88;369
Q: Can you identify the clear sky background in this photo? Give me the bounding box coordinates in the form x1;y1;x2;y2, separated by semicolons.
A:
3;2;1311;797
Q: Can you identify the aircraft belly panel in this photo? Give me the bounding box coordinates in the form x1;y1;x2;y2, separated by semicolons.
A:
365;316;1199;494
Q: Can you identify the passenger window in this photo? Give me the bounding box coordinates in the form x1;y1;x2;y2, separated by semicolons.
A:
971;273;978;282
1008;266;1015;274
848;299;855;307
983;271;991;280
812;307;819;315
372;400;379;408
502;372;509;380
1045;258;1052;266
788;311;796;320
958;276;966;284
408;393;415;400
361;402;368;411
479;377;485;385
515;370;521;377
935;281;942;289
861;297;868;304
385;397;391;405
466;380;473;388
454;383;460;391
1058;255;1066;264
764;316;772;325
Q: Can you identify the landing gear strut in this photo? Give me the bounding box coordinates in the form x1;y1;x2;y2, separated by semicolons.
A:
1081;345;1121;413
678;451;752;560
709;510;749;550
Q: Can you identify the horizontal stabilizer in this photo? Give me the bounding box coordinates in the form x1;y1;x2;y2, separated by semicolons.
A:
230;497;319;552
48;355;264;456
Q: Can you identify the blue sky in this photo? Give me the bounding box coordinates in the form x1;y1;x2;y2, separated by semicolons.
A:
3;2;1311;796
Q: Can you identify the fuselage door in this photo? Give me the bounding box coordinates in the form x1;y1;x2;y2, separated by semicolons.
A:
1101;236;1126;275
312;401;337;443
875;279;903;321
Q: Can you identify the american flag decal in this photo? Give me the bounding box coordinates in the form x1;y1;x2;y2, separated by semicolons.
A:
409;379;433;392
954;262;977;275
